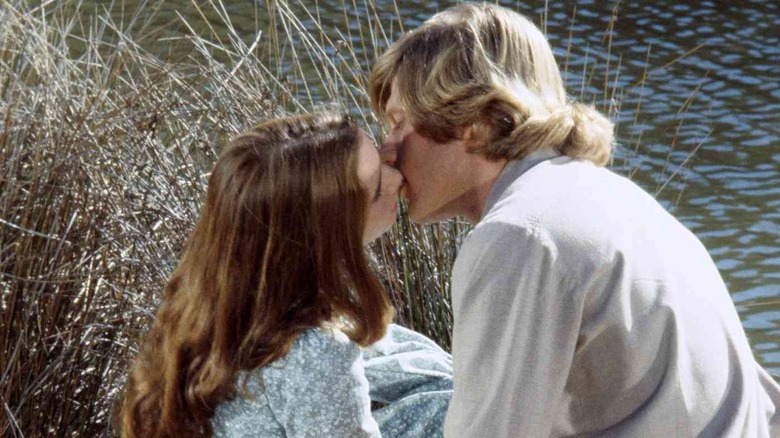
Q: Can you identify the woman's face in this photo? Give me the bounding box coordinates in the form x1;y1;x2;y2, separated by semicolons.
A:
357;130;404;244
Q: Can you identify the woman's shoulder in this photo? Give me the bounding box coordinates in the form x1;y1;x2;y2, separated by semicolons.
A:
212;329;362;437
295;326;355;350
266;327;360;376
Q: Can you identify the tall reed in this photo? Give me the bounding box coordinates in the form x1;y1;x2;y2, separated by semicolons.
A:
0;1;698;436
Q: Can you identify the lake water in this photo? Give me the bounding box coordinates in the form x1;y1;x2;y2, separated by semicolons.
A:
99;0;780;373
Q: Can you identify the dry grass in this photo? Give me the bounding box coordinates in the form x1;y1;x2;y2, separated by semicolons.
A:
0;1;280;435
0;1;698;436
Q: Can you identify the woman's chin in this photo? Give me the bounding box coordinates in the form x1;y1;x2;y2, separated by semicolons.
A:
364;220;398;245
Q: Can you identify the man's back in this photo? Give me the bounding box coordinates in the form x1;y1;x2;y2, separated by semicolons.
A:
446;154;780;437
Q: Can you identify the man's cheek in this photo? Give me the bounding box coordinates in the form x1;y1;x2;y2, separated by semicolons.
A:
399;185;409;200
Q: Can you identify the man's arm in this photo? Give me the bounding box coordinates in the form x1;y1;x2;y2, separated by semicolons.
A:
444;222;581;437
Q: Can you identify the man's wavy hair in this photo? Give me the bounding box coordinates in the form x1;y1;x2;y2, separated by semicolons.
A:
370;2;614;165
117;112;393;438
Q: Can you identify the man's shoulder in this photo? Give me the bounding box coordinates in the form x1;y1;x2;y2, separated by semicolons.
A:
465;158;595;253
483;157;668;238
468;158;664;267
457;219;550;273
483;157;609;223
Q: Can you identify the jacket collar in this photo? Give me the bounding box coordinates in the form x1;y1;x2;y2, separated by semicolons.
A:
482;148;560;219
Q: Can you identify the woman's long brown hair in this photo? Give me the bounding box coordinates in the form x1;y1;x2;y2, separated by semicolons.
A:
117;113;393;438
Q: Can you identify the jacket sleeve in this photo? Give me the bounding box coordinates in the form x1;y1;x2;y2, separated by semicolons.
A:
444;222;580;438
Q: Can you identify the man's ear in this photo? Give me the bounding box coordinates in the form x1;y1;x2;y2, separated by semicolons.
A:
458;121;492;151
457;124;473;141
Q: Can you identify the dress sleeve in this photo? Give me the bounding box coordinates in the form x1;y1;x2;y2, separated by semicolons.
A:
262;329;381;438
444;222;580;437
362;323;453;402
362;324;453;438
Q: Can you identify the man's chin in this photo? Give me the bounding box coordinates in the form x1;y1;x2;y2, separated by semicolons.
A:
405;202;437;224
403;192;444;224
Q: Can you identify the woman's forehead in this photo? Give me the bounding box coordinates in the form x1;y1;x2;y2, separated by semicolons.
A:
356;131;381;186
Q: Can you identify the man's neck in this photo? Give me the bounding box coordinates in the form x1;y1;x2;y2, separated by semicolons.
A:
461;159;509;224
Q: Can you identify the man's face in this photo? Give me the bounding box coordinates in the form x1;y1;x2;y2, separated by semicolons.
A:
380;79;474;224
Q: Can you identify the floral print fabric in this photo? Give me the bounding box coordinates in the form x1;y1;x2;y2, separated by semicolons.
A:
211;324;452;437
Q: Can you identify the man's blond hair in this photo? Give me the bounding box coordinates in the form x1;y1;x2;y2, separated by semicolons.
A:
370;2;614;165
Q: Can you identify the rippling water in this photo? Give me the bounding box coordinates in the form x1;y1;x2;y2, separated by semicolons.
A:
99;0;779;372
535;0;780;373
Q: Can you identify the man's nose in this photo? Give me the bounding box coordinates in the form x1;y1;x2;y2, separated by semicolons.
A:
387;165;404;190
379;136;398;167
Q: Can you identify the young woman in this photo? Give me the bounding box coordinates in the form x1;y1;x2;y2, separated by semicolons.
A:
117;112;452;438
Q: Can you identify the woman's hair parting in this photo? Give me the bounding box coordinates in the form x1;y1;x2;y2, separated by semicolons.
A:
117;112;392;438
370;2;614;166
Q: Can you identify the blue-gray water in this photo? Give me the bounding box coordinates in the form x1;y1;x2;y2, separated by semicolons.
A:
106;0;779;373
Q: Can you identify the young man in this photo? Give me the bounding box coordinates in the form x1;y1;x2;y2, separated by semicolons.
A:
370;3;780;437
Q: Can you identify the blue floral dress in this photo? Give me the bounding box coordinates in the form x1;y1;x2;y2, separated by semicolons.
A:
211;324;453;437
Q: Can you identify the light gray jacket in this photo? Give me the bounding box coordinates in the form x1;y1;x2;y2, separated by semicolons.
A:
444;151;780;437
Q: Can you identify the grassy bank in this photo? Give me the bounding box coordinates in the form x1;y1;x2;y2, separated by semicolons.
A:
0;1;690;436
